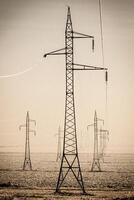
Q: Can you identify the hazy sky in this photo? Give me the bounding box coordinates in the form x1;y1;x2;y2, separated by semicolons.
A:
0;0;134;153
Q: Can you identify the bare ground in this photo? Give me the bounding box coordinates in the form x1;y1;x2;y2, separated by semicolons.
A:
0;153;134;199
0;187;134;200
0;170;134;200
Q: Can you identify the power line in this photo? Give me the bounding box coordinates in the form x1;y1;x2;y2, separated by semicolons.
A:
0;67;32;79
99;0;104;67
99;0;109;130
0;59;42;79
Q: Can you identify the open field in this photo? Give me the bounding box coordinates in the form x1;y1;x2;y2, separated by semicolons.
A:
0;153;134;199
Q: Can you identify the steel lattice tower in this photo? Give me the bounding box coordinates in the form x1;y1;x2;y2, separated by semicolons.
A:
56;126;62;162
19;111;36;170
87;111;104;172
44;7;107;193
99;127;109;161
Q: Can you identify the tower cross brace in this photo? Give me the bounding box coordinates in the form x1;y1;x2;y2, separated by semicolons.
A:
19;111;36;170
44;7;107;193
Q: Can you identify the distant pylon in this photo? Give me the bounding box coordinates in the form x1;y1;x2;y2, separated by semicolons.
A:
56;126;62;162
19;111;36;170
44;7;107;193
99;127;109;161
87;111;104;172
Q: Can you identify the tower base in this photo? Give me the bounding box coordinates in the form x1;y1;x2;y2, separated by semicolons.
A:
56;154;86;193
23;159;32;170
91;159;101;172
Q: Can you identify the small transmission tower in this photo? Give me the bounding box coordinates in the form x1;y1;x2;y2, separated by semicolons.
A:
56;126;62;162
99;127;109;161
87;111;104;172
19;111;36;170
44;7;107;193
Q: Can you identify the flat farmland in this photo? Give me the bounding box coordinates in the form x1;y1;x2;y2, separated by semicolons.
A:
0;153;134;200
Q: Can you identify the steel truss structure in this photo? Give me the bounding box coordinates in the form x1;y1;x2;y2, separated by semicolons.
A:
99;127;109;161
44;7;107;193
56;126;62;162
19;111;36;170
87;111;104;172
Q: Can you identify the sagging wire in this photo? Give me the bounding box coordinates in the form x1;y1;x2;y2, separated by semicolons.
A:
0;59;42;79
99;0;108;130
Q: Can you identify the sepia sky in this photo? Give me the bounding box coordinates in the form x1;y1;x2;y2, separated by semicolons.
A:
0;0;134;153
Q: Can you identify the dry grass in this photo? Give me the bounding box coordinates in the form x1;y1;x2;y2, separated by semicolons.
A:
0;153;134;199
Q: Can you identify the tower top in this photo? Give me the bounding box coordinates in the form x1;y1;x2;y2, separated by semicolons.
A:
26;111;29;119
94;110;97;120
67;6;71;15
66;6;73;31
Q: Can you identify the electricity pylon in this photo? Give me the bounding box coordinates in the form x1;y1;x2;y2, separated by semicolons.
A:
56;126;62;162
87;111;104;172
44;7;107;193
19;111;36;170
99;127;109;161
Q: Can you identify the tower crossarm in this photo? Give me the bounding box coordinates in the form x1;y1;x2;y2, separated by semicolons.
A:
100;129;109;134
19;124;26;130
87;123;94;130
29;129;36;136
29;119;36;126
97;118;104;125
73;63;107;71
99;129;109;140
73;31;94;51
73;31;94;39
44;48;66;57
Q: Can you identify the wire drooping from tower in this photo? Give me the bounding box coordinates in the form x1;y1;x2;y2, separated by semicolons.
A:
0;67;33;79
99;0;108;129
0;59;42;79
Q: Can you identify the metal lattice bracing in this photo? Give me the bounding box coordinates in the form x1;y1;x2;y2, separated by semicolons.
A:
44;6;107;193
91;111;101;172
56;7;85;193
87;111;104;172
56;126;62;162
19;111;36;170
99;127;109;161
24;112;32;170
